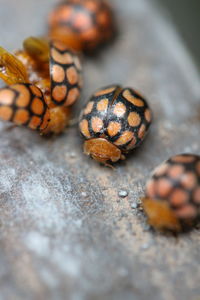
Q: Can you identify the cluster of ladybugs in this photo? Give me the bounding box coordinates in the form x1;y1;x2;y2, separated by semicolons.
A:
0;0;199;233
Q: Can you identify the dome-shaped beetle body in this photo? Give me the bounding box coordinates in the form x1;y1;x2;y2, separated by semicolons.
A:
48;0;115;53
79;85;152;166
0;83;50;131
143;154;200;232
50;41;82;107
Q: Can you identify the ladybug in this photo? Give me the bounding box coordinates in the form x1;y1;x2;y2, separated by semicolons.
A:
143;154;200;232
79;85;152;166
0;83;50;131
48;0;116;53
0;37;82;134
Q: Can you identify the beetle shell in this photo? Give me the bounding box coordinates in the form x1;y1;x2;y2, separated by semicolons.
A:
0;83;50;131
48;0;115;53
143;154;200;231
50;41;82;107
79;85;152;154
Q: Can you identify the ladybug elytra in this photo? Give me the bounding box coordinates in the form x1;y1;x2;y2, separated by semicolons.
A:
48;0;116;53
79;85;152;166
143;154;200;232
0;83;50;131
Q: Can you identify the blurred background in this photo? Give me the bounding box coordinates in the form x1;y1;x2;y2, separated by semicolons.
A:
0;0;199;71
159;0;200;69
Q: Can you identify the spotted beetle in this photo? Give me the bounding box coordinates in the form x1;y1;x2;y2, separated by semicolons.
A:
143;154;200;232
0;37;82;134
79;85;152;166
48;0;116;53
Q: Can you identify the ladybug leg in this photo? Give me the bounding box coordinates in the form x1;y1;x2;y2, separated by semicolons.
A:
104;162;116;170
90;154;115;169
68;116;79;127
120;154;126;160
0;47;28;85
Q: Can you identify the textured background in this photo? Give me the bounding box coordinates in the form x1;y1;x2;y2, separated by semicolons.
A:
0;0;200;299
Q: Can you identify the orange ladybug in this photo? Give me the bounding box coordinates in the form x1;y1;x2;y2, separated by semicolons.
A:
142;154;200;232
0;37;82;134
48;0;116;53
79;85;152;167
0;84;50;131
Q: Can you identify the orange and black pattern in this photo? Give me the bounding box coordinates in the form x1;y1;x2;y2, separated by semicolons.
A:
79;85;152;152
50;41;82;107
0;83;50;131
48;0;115;52
146;154;200;226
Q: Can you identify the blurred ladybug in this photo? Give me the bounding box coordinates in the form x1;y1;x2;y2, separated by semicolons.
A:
79;85;152;166
0;37;82;134
143;154;200;232
48;0;116;53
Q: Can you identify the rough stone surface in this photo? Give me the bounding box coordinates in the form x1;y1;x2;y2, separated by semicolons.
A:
0;0;200;299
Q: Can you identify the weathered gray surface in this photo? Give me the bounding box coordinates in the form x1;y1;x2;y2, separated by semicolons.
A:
0;0;200;299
